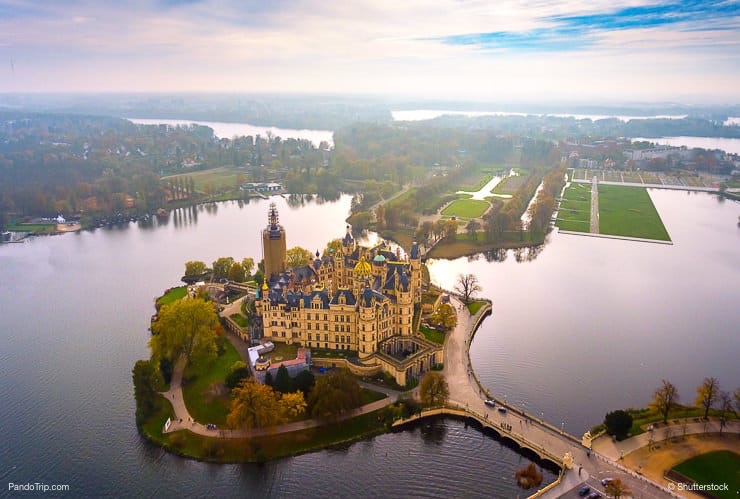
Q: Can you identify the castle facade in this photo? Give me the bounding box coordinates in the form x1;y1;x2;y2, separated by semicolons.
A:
255;203;440;386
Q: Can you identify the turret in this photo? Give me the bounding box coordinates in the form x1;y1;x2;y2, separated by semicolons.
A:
358;286;376;359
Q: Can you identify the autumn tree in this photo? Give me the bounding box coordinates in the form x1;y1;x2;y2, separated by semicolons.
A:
184;260;207;277
650;379;679;424
273;364;294;394
280;391;307;421
695;377;720;419
717;391;734;435
308;369;362;420
286;246;314;268
227;378;282;429
454;273;482;304
212;256;235;279
420;372;449;407
149;298;219;365
466;219;481;240
604;479;629;498
431;303;456;330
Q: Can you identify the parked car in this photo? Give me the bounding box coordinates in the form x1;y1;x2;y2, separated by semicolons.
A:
587;492;600;499
578;485;591;496
601;478;613;486
484;399;495;407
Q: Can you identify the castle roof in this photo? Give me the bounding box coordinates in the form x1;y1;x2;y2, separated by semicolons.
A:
353;255;372;278
330;288;357;306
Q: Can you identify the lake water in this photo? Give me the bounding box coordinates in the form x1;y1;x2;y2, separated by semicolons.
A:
631;136;740;155
127;118;334;148
0;195;556;496
427;189;740;435
392;110;688;122
1;190;737;494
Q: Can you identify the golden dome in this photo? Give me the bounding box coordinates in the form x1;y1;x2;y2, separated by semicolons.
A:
353;256;372;277
262;280;269;291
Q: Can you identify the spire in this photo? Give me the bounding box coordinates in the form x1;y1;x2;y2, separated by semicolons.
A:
268;202;279;228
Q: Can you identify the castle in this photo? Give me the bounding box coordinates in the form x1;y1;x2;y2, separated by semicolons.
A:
255;203;441;386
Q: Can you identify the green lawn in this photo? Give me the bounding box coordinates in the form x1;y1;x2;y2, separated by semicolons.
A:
598;185;670;241
420;326;445;345
4;223;57;233
441;199;490;218
673;451;739;499
466;301;486;315
361;388;388;404
269;342;299;361
156;286;188;307
555;184;591;233
229;314;248;328
182;339;242;426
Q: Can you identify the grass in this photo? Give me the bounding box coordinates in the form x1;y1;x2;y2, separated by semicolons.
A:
156;286;188;307
165;166;246;193
181;340;242;426
598;185;671;241
229;314;248;328
150;407;390;463
4;223;57;233
269;342;299;361
456;173;493;191
466;301;486;315
361;388;389;405
311;348;358;359
672;451;739;499
555;183;591;233
427;231;546;258
441;199;490;218
419;325;446;345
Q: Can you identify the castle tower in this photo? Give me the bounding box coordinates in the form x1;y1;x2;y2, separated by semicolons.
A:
409;241;422;305
358;287;376;360
262;203;287;280
352;255;372;298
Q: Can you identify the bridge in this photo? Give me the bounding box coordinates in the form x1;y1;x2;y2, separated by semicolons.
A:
395;295;676;498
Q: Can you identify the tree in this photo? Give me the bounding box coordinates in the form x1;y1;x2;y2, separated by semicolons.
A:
273;364;294;394
225;361;250;389
604;478;629;498
420;372;449;407
454;273;482;304
212;256;235;279
132;359;163;425
717;391;733;435
466;219;481;240
184;260;206;277
431;303;456;330
308;369;362;420
650;379;679;424
241;257;255;277
695;377;720;419
227;378;282;429
515;463;543;490
280;391;307;421
149;298;219;365
286;246;314;268
604;410;633;440
227;262;246;282
323;238;343;257
293;370;315;395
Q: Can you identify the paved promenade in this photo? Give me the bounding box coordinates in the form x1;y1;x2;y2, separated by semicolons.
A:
590;176;599;234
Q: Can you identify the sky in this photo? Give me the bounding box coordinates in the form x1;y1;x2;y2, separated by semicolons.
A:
1;0;739;103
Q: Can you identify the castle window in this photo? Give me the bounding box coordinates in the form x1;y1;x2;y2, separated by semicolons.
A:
335;335;339;343
323;334;328;342
334;325;338;332
362;334;365;342
308;333;312;341
324;324;328;331
307;323;311;330
281;331;286;337
324;314;328;320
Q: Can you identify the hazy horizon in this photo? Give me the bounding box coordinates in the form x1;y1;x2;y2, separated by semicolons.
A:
1;1;738;104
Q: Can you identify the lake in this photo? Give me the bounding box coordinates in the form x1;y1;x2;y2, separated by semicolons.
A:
631;136;740;155
1;190;737;494
427;189;740;435
127;118;334;148
0;195;556;496
392;110;688;122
